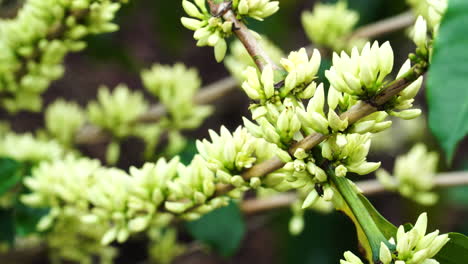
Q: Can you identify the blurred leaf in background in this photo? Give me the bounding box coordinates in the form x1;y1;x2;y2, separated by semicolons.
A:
185;201;246;257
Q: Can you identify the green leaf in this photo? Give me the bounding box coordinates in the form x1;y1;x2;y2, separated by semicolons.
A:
185;201;246;257
434;232;468;264
427;0;468;162
357;193;397;239
0;157;24;196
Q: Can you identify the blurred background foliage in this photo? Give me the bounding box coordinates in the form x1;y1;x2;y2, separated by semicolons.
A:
0;0;467;263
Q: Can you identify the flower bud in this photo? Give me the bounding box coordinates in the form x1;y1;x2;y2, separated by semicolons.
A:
379;242;392;264
302;190;319;209
413;16;428;48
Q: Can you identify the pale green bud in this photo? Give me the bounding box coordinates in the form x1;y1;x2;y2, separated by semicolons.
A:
322;185;334;201
214;38;227;62
413;16;428;48
413;249;430;264
302;190;319;209
289;215;304;235
414;213;428;239
252;106;268;120
343;251;364;264
351;120;376;134
261;64;275;98
327;86;342;110
128;216;150;232
397;59;412;78
379;242;392;264
400;76;423;101
378;41;394;82
348;162;381;175
165;201;191;214
183;0;204;18
328;110;348;132
102;227;118;245
391;109;422;120
250;177;261;188
293;148;308;160
181;17;203;30
335;165;348;177
231;175;246;187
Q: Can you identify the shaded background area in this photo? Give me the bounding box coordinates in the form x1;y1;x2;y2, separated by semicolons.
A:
1;0;467;263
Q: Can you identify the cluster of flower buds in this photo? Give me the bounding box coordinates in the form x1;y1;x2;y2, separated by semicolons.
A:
0;0;128;112
197;126;291;190
326;41;394;98
0;132;66;163
182;0;279;62
377;144;439;205
296;85;349;135
225;38;284;82
141;63;213;130
244;99;303;146
22;156;101;230
233;0;280;21
45;100;86;148
87;85;149;139
301;2;366;51
350;111;393;134
181;0;233;62
241;64;277;102
280;48;321;98
379;213;450;264
322;133;381;176
86;85;150;164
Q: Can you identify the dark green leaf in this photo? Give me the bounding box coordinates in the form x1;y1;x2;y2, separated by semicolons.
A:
435;232;468;264
0;157;24;196
0;209;15;245
179;140;198;166
14;203;48;237
427;0;468;162
185;201;246;257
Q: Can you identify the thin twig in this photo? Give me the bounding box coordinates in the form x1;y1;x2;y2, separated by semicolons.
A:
241;172;468;214
222;9;280;71
349;11;415;40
